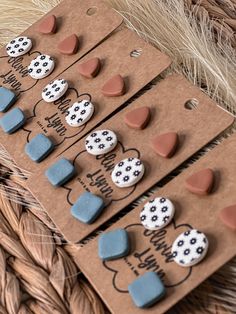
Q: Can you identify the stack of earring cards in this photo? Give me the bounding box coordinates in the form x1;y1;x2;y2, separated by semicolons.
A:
0;0;235;313
75;134;236;314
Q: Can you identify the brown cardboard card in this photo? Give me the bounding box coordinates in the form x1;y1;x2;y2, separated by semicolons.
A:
26;74;234;243
0;28;171;173
0;0;122;103
75;133;236;314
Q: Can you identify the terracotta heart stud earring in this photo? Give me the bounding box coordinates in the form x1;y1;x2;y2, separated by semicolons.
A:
185;168;214;196
151;132;179;158
124;107;151;130
101;74;125;97
77;57;101;78
58;34;79;55
219;204;236;230
38;15;57;34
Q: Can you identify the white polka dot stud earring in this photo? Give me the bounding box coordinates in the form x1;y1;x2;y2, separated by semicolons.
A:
85;129;118;155
171;229;209;267
28;54;55;80
111;157;145;188
42;78;68;103
140;197;175;230
65;100;94;127
6;36;32;57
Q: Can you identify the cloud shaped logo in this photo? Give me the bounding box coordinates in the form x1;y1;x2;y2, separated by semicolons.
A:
62;141;142;206
103;220;193;293
23;88;92;146
0;50;41;95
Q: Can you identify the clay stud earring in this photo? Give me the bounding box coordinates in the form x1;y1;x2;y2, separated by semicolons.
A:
85;129;118;155
124;106;151;130
128;272;166;308
58;34;79;55
171;229;209;267
77;57;101;78
98;228;130;261
38;15;57;34
219;204;236;230
42;78;69;103
111;157;145;188
6;36;32;57
151;132;178;158
140;197;175;230
101;74;125;97
0;107;26;134
185;168;214;196
65;100;94;127
28;54;55;80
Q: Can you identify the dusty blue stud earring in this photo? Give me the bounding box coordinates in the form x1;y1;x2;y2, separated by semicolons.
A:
98;228;130;261
0;107;26;134
45;158;75;186
71;191;105;224
25;133;54;162
128;272;166;308
0;87;17;112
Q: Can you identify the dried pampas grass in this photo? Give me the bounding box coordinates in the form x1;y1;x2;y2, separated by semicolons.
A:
106;0;236;114
0;0;235;313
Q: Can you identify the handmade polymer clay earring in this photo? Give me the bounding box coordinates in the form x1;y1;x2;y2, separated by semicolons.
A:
45;158;76;187
85;129;118;155
124;106;151;130
128;272;166;308
101;74;125;97
171;229;209;267
58;34;79;55
98;228;130;261
219;204;236;230
151;132;179;158
97;227;166;308
111;157;145;188
71;191;105;224
37;15;57;34
140;197;175;230
0;87;17;112
0;107;26;134
42;78;69;102
185;168;214;196
6;36;32;57
77;57;101;78
65;99;94;127
28;54;55;80
25;134;54;163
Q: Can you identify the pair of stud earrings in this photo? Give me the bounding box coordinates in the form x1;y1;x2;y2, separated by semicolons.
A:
6;14;79;57
84;129;145;188
139;196;209;268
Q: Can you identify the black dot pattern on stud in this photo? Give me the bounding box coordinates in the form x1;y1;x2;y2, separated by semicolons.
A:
140;197;175;230
42;79;68;103
65;100;94;128
171;229;208;267
28;54;54;80
111;157;145;188
6;36;32;57
85;129;118;155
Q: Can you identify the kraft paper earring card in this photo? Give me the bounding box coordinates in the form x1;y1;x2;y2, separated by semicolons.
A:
26;74;234;243
0;28;171;173
0;0;123;105
75;133;236;314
